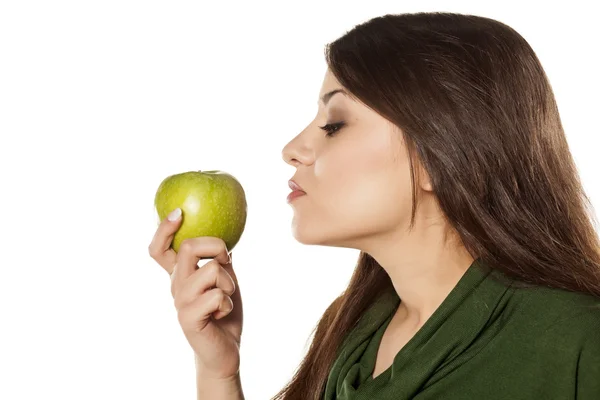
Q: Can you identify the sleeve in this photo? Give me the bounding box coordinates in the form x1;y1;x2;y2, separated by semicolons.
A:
576;330;600;399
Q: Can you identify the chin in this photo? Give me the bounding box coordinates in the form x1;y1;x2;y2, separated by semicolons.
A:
291;224;357;248
291;226;321;245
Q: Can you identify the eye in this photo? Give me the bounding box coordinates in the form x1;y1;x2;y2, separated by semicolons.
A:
318;121;346;137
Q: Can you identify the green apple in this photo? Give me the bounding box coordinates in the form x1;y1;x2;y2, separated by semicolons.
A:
154;170;247;253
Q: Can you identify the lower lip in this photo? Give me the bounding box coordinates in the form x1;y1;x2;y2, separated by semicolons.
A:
287;190;306;203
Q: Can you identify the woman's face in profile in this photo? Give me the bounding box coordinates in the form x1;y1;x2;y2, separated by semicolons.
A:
281;69;424;250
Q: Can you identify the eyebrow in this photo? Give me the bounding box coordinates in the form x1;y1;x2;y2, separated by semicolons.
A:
319;89;348;106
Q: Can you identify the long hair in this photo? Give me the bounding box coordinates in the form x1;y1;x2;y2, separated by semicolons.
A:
271;11;600;400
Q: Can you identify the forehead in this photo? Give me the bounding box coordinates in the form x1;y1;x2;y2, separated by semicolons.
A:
319;69;343;95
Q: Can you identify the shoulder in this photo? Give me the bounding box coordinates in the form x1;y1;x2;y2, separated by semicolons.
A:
513;286;600;398
514;283;600;343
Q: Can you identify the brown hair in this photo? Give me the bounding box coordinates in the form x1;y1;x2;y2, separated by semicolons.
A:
271;11;600;400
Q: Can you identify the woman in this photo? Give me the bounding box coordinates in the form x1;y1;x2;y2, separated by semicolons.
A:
148;11;600;400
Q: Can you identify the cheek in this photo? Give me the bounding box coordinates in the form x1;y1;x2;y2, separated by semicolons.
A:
334;168;411;230
316;137;413;230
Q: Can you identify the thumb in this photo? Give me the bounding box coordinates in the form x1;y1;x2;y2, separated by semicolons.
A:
160;207;184;239
149;207;183;274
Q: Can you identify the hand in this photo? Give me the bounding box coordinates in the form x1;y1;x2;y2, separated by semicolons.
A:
148;209;244;380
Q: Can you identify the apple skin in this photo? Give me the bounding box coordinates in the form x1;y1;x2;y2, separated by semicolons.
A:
154;170;247;253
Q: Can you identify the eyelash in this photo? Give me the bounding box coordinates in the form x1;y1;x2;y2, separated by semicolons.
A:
318;121;346;137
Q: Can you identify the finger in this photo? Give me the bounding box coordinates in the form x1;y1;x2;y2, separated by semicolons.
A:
221;251;240;297
220;251;240;300
173;236;230;292
212;294;234;320
148;208;183;274
174;259;236;309
177;288;233;333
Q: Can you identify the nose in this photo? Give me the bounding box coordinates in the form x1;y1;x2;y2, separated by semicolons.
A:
281;131;314;167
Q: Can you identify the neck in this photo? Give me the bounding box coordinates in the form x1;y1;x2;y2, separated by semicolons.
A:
362;215;475;326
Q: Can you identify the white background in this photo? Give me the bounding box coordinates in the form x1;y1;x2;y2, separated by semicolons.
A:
1;1;598;399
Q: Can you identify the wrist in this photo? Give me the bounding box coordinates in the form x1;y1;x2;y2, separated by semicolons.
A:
195;355;244;399
196;374;244;399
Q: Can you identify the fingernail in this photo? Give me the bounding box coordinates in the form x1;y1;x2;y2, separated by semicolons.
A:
168;208;181;222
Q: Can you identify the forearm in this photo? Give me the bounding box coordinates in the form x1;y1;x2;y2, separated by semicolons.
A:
195;357;244;399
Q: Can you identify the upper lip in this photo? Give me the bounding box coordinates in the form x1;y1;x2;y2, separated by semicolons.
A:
288;179;306;193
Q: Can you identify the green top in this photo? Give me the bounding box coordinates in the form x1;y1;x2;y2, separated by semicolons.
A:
324;259;600;399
